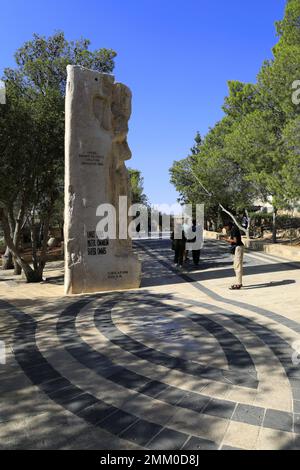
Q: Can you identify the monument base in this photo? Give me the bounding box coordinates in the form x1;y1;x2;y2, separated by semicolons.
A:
65;252;141;295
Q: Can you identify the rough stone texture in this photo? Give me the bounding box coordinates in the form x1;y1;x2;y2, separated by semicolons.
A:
64;65;141;294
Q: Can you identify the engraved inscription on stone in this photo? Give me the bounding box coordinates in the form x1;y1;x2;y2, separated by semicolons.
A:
87;231;109;256
108;270;129;280
64;65;142;294
79;152;104;166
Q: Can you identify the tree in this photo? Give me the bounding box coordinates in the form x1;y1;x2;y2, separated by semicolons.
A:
281;117;300;201
0;32;116;281
190;131;202;155
170;120;259;238
170;0;300;242
227;0;300;241
13;32;116;94
128;168;149;205
223;81;259;119
224;110;287;242
0;76;36;272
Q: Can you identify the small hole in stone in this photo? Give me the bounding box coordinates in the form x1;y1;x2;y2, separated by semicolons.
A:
95;78;98;81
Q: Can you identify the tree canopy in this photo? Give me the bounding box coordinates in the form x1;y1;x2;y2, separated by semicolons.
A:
128;168;149;206
0;32;117;280
170;0;300;239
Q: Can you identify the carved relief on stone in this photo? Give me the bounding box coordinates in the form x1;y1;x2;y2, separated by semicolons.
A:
64;65;141;294
110;83;133;254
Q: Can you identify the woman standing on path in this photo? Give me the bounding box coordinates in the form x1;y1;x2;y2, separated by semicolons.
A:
222;220;244;290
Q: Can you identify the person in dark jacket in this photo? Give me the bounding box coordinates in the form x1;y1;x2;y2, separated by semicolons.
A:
171;224;186;269
191;219;201;266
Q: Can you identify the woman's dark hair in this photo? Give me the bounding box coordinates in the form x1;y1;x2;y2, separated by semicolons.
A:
224;220;234;228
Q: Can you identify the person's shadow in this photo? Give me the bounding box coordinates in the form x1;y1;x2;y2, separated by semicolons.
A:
243;279;296;290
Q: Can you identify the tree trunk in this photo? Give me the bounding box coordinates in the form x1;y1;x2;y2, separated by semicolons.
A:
13;257;22;275
30;222;39;272
219;204;247;236
2;207;15;270
27;221;43;281
23;266;43;283
37;215;50;280
245;225;250;240
12;205;25;275
245;209;251;240
272;208;277;244
1;203;26;274
2;247;14;270
0;208;36;282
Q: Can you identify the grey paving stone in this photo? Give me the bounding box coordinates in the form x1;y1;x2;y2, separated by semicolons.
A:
48;385;84;403
291;379;300;400
94;365;124;379
182;436;218;450
232;403;265;426
221;445;242;451
177;394;211;413
293;435;300;450
77;402;117;425
25;366;58;384
119;419;163;446
65;393;98;414
100;409;139;435
202;398;236;419
138;380;169;398
294;414;300;434
293;400;300;414
156;386;188;406
287;369;300;379
96;299;255;388
41;377;72;395
21;358;50;371
109;369;150;391
222;371;258;389
185;312;256;373
147;428;188;450
263;409;293;433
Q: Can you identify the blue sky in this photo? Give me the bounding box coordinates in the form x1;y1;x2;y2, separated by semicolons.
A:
0;0;286;205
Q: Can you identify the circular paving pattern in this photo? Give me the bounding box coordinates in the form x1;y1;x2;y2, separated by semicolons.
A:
3;286;299;450
1;239;300;450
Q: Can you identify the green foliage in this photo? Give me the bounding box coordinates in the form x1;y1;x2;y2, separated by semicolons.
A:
10;31;116;94
190;131;202;155
224;110;286;205
170;0;300;231
250;212;300;230
128;168;149;206
0;78;34;208
275;0;300;51
222;81;259;119
0;32;116;280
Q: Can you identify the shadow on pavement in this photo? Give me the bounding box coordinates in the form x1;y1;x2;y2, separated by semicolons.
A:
137;239;300;289
243;280;296;290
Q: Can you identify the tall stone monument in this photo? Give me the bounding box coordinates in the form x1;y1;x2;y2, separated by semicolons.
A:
64;65;141;294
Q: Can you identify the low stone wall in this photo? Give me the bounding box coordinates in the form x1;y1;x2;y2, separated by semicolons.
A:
242;238;265;251
264;244;300;262
243;238;300;261
204;232;300;262
204;230;221;240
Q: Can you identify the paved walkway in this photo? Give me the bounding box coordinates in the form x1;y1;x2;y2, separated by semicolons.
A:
0;239;300;450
